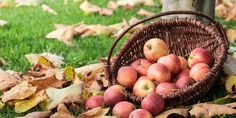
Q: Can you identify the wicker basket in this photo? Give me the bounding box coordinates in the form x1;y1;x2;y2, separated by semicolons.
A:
105;11;229;107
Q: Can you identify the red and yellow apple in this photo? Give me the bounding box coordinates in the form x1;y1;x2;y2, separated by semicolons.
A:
85;95;104;109
155;82;176;96
104;85;127;107
190;63;210;81
157;54;181;74
143;38;169;62
188;48;213;68
147;63;171;83
113;101;136;118
117;66;137;89
131;59;152;76
133;78;155;97
129;109;153;118
175;68;190;79
141;93;165;116
178;56;188;69
175;76;191;89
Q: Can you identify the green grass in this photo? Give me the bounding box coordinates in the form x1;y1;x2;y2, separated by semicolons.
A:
0;0;235;117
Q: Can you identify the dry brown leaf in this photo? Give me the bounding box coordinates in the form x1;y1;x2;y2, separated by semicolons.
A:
41;4;58;15
18;111;52;118
189;103;236;118
107;1;118;9
137;8;155;17
155;108;189;118
99;8;113;16
46;25;75;45
54;24;69;29
223;55;236;75
50;103;75;118
144;0;155;6
28;71;66;91
14;90;48;113
80;0;101;14
0;57;8;66
87;24;113;36
1;81;37;103
0;19;7;27
25;52;64;67
227;29;236;43
15;0;42;7
78;107;113;118
0;69;20;92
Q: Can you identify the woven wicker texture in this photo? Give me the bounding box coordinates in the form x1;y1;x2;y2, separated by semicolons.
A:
106;11;229;107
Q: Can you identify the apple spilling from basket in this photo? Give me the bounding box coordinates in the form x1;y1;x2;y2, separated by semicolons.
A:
85;38;214;118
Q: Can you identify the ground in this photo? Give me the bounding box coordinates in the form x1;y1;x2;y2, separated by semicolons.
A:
0;0;235;118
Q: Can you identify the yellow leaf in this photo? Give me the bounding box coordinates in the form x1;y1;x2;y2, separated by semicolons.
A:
14;90;48;113
1;81;37;103
38;56;53;68
0;101;5;110
64;66;75;81
225;76;236;93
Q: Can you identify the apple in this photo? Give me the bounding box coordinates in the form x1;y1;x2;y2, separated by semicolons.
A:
155;82;176;96
190;63;210;81
147;63;171;83
188;48;213;68
141;93;165;116
85;95;104;109
175;76;191;89
113;101;136;118
157;54;181;74
138;76;148;80
143;38;169;62
104;85;127;107
129;109;153;118
131;59;152;76
178;56;188;69
117;66;137;89
175;68;190;79
133;78;155;97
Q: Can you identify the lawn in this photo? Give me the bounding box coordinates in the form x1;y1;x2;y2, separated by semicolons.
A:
0;0;235;118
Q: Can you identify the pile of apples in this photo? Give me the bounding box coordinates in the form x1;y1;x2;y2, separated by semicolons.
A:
85;38;214;118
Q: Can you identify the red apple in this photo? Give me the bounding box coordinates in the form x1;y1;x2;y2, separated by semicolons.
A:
188;48;213;68
175;76;191;89
155;82;176;96
175;69;190;79
178;56;188;69
190;63;210;81
147;63;171;83
117;66;137;89
138;76;148;80
131;59;152;76
141;93;165;116
133;78;155;97
129;109;153;118
113;101;136;118
143;38;169;62
104;85;127;107
85;95;104;109
157;54;181;74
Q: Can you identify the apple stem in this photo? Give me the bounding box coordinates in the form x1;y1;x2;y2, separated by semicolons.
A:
146;45;152;50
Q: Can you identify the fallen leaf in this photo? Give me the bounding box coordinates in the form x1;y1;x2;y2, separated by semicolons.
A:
18;112;51;118
137;8;155;17
0;101;5;110
50;103;75;118
0;69;20;92
14;90;48;113
1;81;37;103
227;29;236;43
80;0;100;14
0;57;8;66
99;8;113;16
189;103;236;118
78;107;113;118
15;0;42;7
64;66;75;81
46;81;83;110
155;108;189;118
213;95;236;104
226;6;236;21
28;71;66;91
86;24;113;36
144;0;155;6
0;0;14;8
41;4;58;15
107;1;118;9
25;52;64;67
225;76;236;93
223;55;236;75
46;25;75;45
0;19;7;27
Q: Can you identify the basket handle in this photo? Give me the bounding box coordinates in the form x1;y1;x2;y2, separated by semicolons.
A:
106;10;226;66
